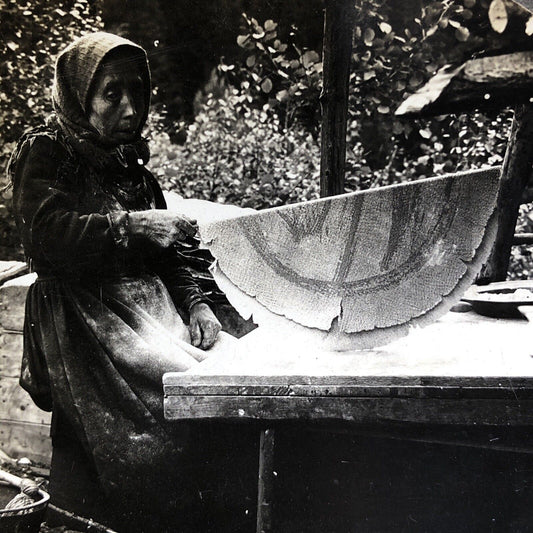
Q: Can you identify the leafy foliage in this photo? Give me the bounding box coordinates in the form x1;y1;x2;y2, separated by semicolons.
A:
149;88;321;209
3;0;533;279
155;1;532;278
226;14;323;138
0;0;103;258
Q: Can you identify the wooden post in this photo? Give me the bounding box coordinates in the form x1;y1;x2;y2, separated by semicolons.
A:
319;0;355;197
256;428;276;533
479;104;533;282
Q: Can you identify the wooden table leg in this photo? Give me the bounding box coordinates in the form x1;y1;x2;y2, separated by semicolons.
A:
256;428;275;533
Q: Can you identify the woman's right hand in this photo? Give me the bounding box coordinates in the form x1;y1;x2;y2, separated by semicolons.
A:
128;209;197;248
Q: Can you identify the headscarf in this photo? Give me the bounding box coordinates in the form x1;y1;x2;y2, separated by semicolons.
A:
51;31;152;170
8;32;152;183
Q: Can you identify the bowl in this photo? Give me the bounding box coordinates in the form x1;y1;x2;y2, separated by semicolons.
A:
462;280;533;318
0;485;50;533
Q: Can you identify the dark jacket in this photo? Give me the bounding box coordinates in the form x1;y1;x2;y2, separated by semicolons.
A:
12;128;207;311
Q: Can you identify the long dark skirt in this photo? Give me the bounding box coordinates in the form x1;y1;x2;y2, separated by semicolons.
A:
48;411;259;532
21;274;257;532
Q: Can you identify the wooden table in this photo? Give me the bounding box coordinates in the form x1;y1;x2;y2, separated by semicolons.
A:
164;311;533;532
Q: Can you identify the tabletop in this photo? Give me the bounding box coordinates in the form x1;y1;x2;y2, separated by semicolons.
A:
164;311;533;426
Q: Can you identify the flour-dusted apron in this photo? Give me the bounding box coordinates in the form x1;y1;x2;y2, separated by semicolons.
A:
23;273;208;530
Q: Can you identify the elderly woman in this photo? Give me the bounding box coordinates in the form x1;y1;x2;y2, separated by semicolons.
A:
8;32;254;532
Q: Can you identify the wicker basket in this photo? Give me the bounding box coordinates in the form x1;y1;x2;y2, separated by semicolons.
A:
0;487;50;533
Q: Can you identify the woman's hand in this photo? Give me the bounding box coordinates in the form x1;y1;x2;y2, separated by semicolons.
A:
129;209;197;248
188;302;222;349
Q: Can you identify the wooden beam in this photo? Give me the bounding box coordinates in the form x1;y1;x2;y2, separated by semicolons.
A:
396;52;533;117
165;395;533;426
256;428;276;533
479;104;533;282
319;0;354;197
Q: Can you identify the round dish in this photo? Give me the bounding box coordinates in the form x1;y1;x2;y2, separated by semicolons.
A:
462;280;533;318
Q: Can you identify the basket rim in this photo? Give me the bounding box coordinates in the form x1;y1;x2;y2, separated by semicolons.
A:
0;488;50;518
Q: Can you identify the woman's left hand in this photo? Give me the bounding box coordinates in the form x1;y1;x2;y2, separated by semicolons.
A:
189;303;222;349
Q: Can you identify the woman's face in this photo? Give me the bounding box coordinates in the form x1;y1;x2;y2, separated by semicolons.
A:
88;58;145;145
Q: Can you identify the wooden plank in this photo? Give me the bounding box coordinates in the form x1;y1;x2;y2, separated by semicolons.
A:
164;374;533;394
0;273;35;332
256;428;275;533
396;52;533;117
0;419;51;465
0;261;27;285
164;395;533;426
479;105;533;282
319;0;354;197
165;383;533;400
0;376;51;425
0;330;23;378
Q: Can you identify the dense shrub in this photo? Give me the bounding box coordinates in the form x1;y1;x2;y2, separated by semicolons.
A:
149;91;321;209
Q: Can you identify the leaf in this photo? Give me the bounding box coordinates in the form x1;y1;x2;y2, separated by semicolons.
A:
261;78;273;93
301;50;320;68
237;35;249;47
276;89;289;102
6;41;18;51
464;0;476;7
252;29;265;39
488;0;508;33
264;19;278;32
377;105;390;114
455;26;470;41
526;15;533;35
363;70;376;81
246;55;256;67
364;28;375;46
419;128;432;139
378;22;392;34
396;80;406;91
408;72;424;87
426;25;438;37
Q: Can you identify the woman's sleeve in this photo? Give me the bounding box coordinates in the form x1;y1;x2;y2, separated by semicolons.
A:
155;250;211;315
144;173;211;314
12;135;130;272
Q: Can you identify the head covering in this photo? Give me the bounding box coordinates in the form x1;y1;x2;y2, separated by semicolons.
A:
8;32;151;188
52;31;151;147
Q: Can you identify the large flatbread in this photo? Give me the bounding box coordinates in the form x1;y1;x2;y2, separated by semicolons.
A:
199;168;500;350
